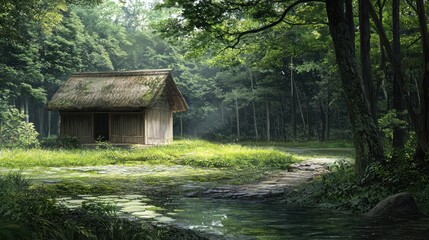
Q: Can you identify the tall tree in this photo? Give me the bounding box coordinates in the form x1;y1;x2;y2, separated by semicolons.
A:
391;0;405;149
359;0;377;124
415;0;429;166
326;0;384;177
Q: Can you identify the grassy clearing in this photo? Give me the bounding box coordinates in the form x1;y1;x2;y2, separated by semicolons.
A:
0;139;297;169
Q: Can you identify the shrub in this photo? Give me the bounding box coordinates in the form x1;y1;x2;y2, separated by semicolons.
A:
0;107;39;148
40;136;80;149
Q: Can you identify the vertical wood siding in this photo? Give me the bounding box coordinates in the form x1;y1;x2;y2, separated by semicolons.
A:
110;113;145;144
146;99;173;145
60;113;93;143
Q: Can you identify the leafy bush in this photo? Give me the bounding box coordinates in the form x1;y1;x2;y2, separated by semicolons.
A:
40;136;80;149
0;107;39;148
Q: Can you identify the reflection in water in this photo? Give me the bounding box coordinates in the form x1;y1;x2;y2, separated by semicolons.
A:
163;198;429;240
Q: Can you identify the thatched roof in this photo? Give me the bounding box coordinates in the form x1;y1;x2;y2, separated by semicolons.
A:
46;69;188;112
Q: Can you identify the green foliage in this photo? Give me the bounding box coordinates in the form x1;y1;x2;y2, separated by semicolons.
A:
0;106;39;148
378;110;408;142
40;136;80;149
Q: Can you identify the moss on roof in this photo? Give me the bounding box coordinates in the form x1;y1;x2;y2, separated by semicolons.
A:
46;69;188;112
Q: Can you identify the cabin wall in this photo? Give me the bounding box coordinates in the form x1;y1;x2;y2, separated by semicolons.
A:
145;99;173;145
60;112;93;143
110;112;145;144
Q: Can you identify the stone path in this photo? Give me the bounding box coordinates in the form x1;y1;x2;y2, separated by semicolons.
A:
188;159;331;200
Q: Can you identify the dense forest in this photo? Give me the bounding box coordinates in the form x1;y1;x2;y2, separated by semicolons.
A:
1;0;429;177
1;0;351;143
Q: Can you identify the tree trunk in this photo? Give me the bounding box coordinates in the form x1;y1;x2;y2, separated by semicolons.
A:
250;70;259;140
415;0;429;165
38;106;44;138
307;101;311;141
326;0;384;178
359;0;377;124
266;101;270;141
235;98;240;139
296;87;306;131
25;97;29;123
325;98;330;141
281;103;287;142
48;110;51;137
290;57;296;140
392;0;405;149
319;102;326;142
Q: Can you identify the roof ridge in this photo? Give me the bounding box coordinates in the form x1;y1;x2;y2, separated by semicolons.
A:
72;69;172;77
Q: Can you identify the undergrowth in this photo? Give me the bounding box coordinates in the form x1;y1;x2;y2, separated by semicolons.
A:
287;158;429;214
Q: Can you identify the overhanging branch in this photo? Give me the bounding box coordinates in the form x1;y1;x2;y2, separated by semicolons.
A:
226;0;325;49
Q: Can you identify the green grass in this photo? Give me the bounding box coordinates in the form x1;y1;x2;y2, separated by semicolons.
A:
0;139;298;169
240;140;353;148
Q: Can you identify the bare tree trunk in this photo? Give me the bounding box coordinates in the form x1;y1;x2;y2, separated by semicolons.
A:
319;102;326;142
359;0;377;124
266;101;270;141
290;57;296;141
281;103;286;141
377;0;390;109
25;97;29;123
48;111;51;137
392;0;405;149
413;74;421;105
249;70;259;140
296;87;306;131
235;98;240;139
326;0;384;178
307;102;311;141
325;98;330;141
415;0;429;164
38;106;44;138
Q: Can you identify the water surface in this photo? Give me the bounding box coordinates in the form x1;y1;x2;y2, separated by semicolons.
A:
163;198;429;240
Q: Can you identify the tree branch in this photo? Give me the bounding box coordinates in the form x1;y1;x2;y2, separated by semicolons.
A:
226;0;325;49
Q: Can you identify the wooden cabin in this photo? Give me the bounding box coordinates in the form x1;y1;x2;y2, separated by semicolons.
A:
46;69;188;145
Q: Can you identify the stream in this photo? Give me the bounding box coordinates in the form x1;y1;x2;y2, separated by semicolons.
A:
59;195;429;239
